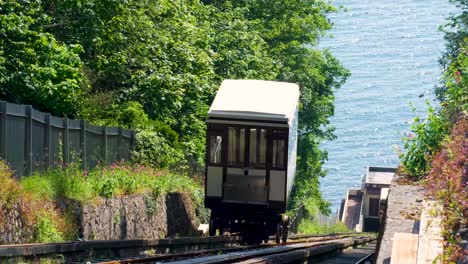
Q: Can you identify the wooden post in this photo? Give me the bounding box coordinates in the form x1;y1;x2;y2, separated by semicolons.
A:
80;120;87;170
25;105;33;176
0;102;7;160
103;126;108;165
45;113;51;169
63;118;69;165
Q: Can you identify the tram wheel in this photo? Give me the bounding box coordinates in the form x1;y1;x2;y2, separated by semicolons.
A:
275;223;282;244
209;215;216;236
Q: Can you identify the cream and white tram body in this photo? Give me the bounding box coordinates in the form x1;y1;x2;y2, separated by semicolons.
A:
205;80;299;244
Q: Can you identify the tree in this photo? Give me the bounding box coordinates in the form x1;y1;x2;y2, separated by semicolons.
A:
203;0;350;210
2;0;350;212
0;0;87;117
437;0;468;100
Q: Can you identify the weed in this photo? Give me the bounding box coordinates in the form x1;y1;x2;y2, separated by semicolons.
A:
34;209;64;243
297;219;350;234
143;193;158;218
113;212;121;226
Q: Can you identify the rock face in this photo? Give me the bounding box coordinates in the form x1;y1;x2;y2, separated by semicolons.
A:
0;192;199;244
81;193;199;240
0;202;34;244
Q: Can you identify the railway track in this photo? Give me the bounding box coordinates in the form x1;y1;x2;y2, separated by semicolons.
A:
0;234;241;262
0;232;375;263
94;233;376;264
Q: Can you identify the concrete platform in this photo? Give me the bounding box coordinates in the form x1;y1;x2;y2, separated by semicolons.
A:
375;175;425;264
417;201;443;264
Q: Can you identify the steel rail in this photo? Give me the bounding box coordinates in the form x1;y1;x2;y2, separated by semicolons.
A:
0;234;241;261
354;250;375;264
166;236;376;264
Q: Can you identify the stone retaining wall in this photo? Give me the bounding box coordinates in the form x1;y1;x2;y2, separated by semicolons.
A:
81;192;198;240
0;192;199;244
0;202;34;244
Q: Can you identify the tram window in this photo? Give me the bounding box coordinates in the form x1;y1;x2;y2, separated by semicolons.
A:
249;128;266;167
272;139;286;168
209;135;222;164
228;127;245;165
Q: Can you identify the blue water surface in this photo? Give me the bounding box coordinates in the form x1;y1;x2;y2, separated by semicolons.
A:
319;0;458;210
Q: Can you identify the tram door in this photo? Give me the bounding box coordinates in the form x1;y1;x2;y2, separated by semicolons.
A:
223;127;268;204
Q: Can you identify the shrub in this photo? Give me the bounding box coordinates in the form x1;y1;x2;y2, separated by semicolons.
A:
132;130;185;169
20;162;202;203
21;164;94;202
401;105;450;178
0;160;21;205
295;196;349;235
426;117;467;262
34;209;64;243
298;219;349;234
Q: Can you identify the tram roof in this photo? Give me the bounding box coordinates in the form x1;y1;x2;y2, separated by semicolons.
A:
207;80;300;125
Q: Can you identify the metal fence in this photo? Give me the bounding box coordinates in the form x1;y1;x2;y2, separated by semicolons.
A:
0;101;135;178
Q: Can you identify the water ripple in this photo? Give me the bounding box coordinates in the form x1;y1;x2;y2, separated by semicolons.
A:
319;0;458;210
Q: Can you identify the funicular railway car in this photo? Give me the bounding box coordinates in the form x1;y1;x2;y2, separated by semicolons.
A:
205;80;299;244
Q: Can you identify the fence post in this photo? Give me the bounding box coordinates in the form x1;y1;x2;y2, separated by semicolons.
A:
117;127;122;161
0;102;7;160
25;105;33;176
103;126;108;165
80;120;87;170
63;118;70;165
131;130;136;152
45;113;51;169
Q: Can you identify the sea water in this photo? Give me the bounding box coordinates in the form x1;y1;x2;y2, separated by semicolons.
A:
319;0;458;210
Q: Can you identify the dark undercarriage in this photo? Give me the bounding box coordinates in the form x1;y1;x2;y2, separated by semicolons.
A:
206;198;289;244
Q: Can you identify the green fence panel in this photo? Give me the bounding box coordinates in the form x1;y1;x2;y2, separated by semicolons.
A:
0;101;135;178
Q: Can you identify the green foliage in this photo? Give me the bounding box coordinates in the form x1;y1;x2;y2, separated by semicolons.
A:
20;162;203;204
0;162;77;243
21;164;94;202
0;0;87;117
0;160;21;205
402;4;467;179
2;0;349;214
293;188;348;235
426;118;468;262
21;175;57;201
442;39;468;117
290;135;332;211
438;0;468;99
401;105;450;178
298;219;349;235
42;0;215;168
401;1;467;260
80;98;153;129
143;193;159;218
34;211;64;243
132;130;185;170
206;0;350;212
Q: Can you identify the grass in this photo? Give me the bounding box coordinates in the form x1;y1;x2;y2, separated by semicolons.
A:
297;219;350;235
20;162;203;203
